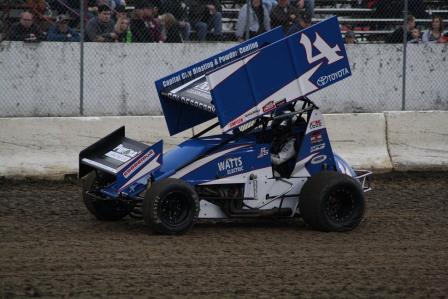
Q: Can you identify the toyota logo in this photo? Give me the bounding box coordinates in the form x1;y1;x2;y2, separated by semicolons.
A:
317;76;328;87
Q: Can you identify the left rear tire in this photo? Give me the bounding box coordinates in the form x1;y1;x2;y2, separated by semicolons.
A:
82;171;131;221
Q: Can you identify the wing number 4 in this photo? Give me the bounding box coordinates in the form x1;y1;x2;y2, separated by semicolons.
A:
300;32;343;65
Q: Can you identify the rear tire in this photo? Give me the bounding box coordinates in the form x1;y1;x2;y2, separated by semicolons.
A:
143;178;199;235
299;171;365;232
82;171;131;221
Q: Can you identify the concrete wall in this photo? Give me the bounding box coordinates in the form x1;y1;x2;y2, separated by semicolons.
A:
386;111;448;171
0;42;447;117
1;112;447;179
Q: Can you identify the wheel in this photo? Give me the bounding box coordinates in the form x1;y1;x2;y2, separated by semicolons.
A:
82;171;131;221
143;178;200;235
299;171;365;232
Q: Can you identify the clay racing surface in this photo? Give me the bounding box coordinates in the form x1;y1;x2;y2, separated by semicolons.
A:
0;172;447;298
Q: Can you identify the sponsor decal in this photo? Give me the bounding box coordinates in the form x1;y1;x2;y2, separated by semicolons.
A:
317;67;350;87
105;144;140;163
262;101;276;113
310;131;323;144
309;119;322;130
192;81;209;93
244;108;259;119
123;150;155;178
257;147;269;158
217;156;244;175
275;98;287;108
168;92;215;113
238;41;259;55
310;143;325;153
228;117;244;129
311;154;327;164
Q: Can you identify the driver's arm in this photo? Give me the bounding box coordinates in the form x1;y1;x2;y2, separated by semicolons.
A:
271;138;296;165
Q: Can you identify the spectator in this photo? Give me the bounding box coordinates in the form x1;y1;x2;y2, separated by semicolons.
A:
160;0;191;41
422;16;445;43
304;0;314;19
7;11;43;42
97;0;126;10
235;0;271;42
344;30;358;44
26;0;51;29
131;1;163;42
160;13;183;43
385;15;415;43
114;5;128;20
262;0;277;13
112;16;131;42
290;0;303;10
409;27;422;43
47;14;80;42
270;0;300;34
48;0;88;27
189;0;223;41
85;5;115;42
290;0;314;19
286;12;311;35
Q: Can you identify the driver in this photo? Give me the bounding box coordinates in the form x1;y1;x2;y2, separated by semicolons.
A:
270;109;298;178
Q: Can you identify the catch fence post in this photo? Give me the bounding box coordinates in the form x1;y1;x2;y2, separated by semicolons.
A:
80;0;85;116
401;0;408;111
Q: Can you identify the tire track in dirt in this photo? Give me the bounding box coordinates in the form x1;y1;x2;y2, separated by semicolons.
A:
0;172;447;298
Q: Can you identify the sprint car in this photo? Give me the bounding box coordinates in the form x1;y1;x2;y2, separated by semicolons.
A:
79;17;371;235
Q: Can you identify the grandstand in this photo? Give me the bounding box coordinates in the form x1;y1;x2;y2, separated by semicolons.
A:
1;0;448;43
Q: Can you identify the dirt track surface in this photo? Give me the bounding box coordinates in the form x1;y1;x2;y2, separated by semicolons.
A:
1;172;448;298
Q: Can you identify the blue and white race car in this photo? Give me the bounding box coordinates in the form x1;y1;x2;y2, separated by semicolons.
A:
79;17;371;235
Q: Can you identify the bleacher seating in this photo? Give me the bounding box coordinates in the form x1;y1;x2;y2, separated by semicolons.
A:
1;0;447;43
221;0;448;42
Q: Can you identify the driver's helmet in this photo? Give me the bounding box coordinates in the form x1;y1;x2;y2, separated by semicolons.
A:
271;109;297;135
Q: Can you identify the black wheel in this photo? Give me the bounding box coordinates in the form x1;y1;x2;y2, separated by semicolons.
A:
143;178;200;235
299;171;365;232
82;171;131;221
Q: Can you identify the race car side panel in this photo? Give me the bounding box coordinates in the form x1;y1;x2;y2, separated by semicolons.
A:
298;110;337;176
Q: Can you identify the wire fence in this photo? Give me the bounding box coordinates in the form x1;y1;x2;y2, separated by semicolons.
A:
0;0;447;117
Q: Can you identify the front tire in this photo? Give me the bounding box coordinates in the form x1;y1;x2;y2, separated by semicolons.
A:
299;171;365;232
82;171;131;221
143;178;199;235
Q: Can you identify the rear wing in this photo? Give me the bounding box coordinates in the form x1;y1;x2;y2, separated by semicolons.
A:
79;127;163;194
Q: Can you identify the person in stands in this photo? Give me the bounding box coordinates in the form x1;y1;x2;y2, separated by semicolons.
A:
344;30;358;44
160;13;183;43
85;5;115;42
111;16;131;42
131;0;163;42
47;14;80;42
235;0;271;42
188;0;223;41
422;16;445;43
270;0;300;34
385;15;416;43
408;27;422;43
7;11;43;42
